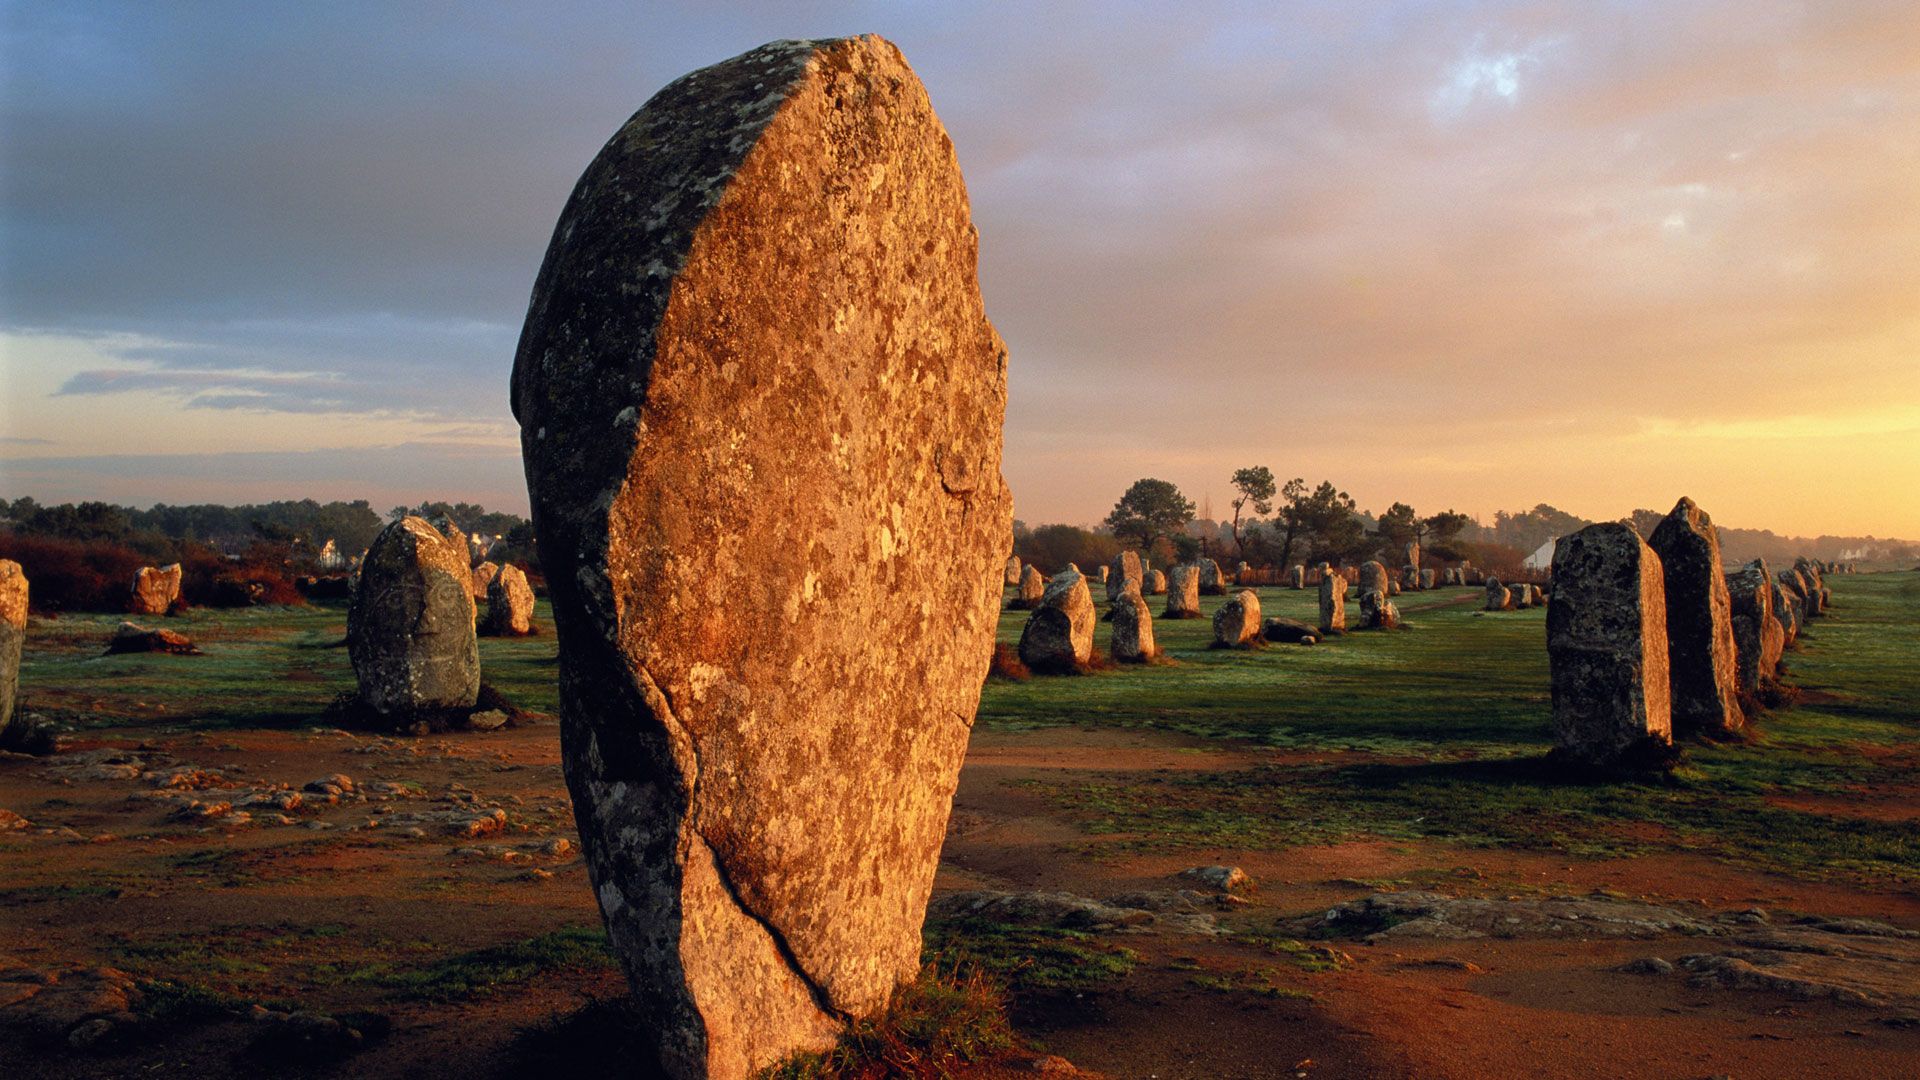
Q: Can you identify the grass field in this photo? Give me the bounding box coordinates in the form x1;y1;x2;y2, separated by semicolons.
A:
4;572;1917;1078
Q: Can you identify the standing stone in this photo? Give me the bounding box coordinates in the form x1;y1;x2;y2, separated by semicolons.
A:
1004;555;1021;587
0;560;25;747
1318;572;1347;635
1647;498;1744;738
130;564;182;616
1793;558;1826;616
1388;580;1402;596
1401;565;1421;591
1107;550;1142;603
1212;589;1261;647
1512;583;1533;610
1777;569;1813;623
485;564;538;637
508;37;1012;1078
348;516;481;715
1019;570;1095;673
430;516;470;566
1724;559;1782;695
1546;523;1672;768
1771;580;1801;646
1066;562;1080;574
1358;589;1400;630
1288;564;1305;589
1405;541;1421;575
1419;568;1437;591
1163;564;1202;618
1108;588;1157;663
1097;564;1110;585
470;560;500;600
1357;561;1391;597
1197;558;1227;596
1010;564;1046;610
1485;579;1512;611
1143;568;1167;596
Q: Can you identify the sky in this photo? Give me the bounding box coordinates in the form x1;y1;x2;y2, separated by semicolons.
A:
3;1;1918;538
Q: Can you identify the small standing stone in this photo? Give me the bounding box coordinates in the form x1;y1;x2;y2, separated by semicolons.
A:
130;564;182;616
1289;564;1305;589
1162;564;1202;618
1419;569;1437;590
1019;569;1096;673
1107;551;1142;603
1142;568;1167;596
1357;561;1391;597
347;516;480;716
1004;555;1022;587
1358;589;1400;630
470;561;500;600
1485;579;1512;611
1010;564;1047;610
1108;588;1157;663
1724;559;1783;695
1212;589;1261;647
484;564;537;636
1319;572;1347;635
1197;558;1227;596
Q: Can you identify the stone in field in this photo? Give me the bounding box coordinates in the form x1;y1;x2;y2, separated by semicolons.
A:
470;560;500;600
484;564;537;637
1004;555;1021;587
1197;558;1227;596
1097;565;1110;584
1420;568;1437;590
1724;559;1782;694
1405;541;1421;574
1162;564;1201;618
1020;570;1095;673
1235;561;1252;584
1771;580;1801;646
129;564;182;616
509;36;1012;1077
1647;498;1744;738
1107;551;1142;603
1546;523;1672;768
104;621;200;655
1485;579;1512;611
1794;558;1826;615
1289;564;1305;589
1261;617;1319;645
1388;580;1401;596
1142;568;1167;595
1010;564;1046;610
348;516;481;716
1358;589;1400;629
1512;583;1533;610
1402;565;1420;591
1357;561;1390;597
1108;587;1157;663
0;560;25;747
1319;572;1347;635
1211;589;1261;647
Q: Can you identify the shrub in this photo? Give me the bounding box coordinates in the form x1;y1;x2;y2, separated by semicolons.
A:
0;532;149;612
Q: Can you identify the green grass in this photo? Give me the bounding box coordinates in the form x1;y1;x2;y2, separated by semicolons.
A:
16;599;561;729
1007;574;1920;888
760;963;1018;1079
338;925;614;1001
922;918;1140;992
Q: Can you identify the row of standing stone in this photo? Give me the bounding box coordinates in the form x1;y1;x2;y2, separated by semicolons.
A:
1546;497;1838;770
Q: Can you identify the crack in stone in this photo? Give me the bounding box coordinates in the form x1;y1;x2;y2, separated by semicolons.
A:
635;659;845;1024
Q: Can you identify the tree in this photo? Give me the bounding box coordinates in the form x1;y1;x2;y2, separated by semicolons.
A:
1276;480;1366;566
1227;466;1277;559
1103;478;1195;552
1375;502;1419;554
1419;509;1473;561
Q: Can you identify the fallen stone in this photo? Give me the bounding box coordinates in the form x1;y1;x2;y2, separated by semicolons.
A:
103;623;200;656
1261;617;1319;645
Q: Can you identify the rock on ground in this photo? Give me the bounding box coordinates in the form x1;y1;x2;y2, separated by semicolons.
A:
1319;572;1347;635
103;622;200;656
1020;569;1096;673
483;564;537;637
347;516;480;717
0;560;24;748
1261;616;1319;645
1211;589;1261;647
1546;523;1673;769
1010;564;1046;610
1162;564;1201;618
1107;587;1156;663
1648;497;1745;738
1106;550;1141;603
509;36;1011;1078
128;563;181;616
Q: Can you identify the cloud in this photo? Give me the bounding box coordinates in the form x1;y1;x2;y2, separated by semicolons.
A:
3;1;1919;536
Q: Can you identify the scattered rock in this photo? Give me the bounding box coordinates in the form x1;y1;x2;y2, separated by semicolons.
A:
1179;865;1252;894
103;623;200;656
